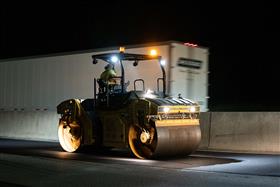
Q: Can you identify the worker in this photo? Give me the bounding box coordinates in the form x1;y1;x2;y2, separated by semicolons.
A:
99;63;129;93
99;64;118;94
100;64;117;84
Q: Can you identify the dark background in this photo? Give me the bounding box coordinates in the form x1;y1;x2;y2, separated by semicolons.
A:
0;2;278;111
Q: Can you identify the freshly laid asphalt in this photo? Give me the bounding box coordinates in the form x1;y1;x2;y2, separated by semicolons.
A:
0;139;279;187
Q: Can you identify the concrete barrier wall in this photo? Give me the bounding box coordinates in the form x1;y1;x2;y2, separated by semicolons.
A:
0;111;59;141
198;112;211;149
0;111;279;154
207;112;280;153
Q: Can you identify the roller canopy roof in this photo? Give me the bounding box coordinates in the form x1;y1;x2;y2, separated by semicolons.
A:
92;53;161;63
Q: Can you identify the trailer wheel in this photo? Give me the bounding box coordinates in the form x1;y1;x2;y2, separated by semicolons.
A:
58;121;82;152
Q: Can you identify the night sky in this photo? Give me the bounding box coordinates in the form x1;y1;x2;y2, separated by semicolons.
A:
0;2;278;111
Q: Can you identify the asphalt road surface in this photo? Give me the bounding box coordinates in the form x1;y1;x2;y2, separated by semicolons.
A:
0;139;279;187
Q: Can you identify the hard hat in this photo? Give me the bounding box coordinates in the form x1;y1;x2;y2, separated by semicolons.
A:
105;63;114;70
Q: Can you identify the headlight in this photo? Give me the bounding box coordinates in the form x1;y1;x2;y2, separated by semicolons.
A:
158;106;170;113
163;107;170;113
111;55;119;63
190;106;196;113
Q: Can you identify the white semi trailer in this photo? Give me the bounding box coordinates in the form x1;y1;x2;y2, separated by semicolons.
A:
0;41;209;112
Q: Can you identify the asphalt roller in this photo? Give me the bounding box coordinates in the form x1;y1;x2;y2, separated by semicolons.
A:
57;50;201;159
